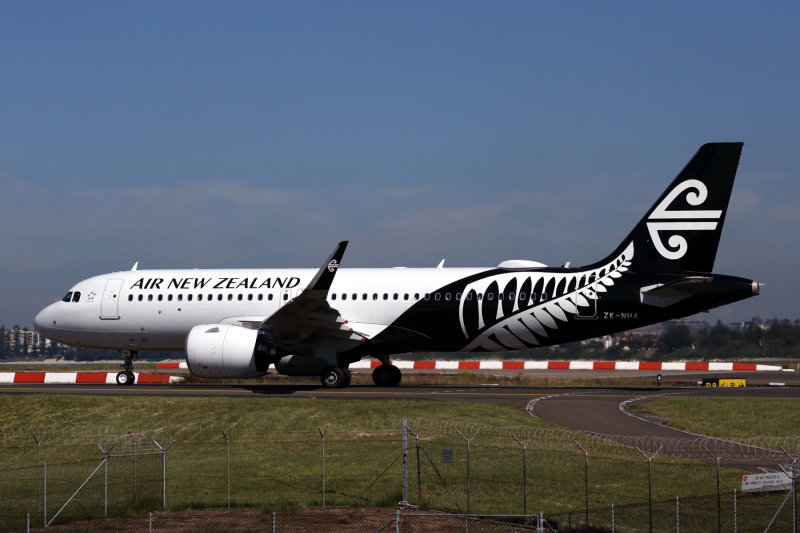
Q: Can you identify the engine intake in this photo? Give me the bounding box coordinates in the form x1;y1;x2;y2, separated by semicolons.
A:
186;324;280;378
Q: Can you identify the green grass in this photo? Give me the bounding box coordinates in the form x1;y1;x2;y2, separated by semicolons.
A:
2;395;799;531
630;397;800;438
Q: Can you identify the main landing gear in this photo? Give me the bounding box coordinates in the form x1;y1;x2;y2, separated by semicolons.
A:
320;366;352;388
372;363;401;387
116;350;137;386
318;362;402;388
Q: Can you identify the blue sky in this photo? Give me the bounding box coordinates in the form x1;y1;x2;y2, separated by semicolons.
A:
1;1;798;328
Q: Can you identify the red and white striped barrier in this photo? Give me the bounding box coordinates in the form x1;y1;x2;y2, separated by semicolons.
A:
158;360;788;372
0;372;184;384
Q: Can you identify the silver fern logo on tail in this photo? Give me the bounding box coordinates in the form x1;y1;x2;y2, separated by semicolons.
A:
646;179;722;260
458;243;633;351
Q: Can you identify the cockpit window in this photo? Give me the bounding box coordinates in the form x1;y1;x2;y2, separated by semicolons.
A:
62;292;73;303
72;292;81;302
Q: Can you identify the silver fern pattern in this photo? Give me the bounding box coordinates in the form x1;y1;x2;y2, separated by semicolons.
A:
459;242;634;351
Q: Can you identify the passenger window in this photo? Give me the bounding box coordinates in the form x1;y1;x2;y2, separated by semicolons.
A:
62;292;73;303
414;293;419;300
247;294;253;301
372;293;378;300
331;293;337;300
198;294;203;301
352;293;357;300
478;293;483;300
466;293;472;301
383;293;388;300
128;295;133;302
187;294;192;301
268;294;273;301
435;293;441;301
531;292;536;301
393;293;398;300
341;293;347;300
178;294;183;301
148;294;154;301
208;294;213;301
445;293;451;301
218;294;223;301
168;294;173;302
362;293;367;300
258;294;263;301
455;293;461;301
138;295;143;301
228;294;233;301
541;293;548;301
520;293;526;301
508;293;515;300
283;293;288;301
487;293;494;301
238;294;243;301
158;295;163;302
404;294;409;300
424;293;430;301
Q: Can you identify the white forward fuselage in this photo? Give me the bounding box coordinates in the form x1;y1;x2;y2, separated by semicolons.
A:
35;267;490;352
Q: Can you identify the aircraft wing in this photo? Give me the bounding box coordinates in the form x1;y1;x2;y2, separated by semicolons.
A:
639;276;714;307
257;241;369;349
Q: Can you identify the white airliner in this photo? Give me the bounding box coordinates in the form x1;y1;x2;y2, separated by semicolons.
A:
35;143;759;387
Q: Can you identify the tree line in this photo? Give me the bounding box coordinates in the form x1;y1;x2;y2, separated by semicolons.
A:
2;318;799;362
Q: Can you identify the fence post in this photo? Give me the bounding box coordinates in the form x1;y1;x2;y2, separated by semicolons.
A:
675;495;679;533
31;433;44;513
733;489;737;533
129;432;139;506
43;462;46;527
401;419;408;506
574;440;589;527
636;446;662;533
611;503;614;533
513;434;533;520
318;426;327;508
780;447;800;533
455;427;480;515
96;443;116;518
222;429;233;509
406;423;426;507
703;446;725;533
153;439;175;510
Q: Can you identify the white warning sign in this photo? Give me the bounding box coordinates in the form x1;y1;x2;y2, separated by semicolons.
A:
741;472;792;492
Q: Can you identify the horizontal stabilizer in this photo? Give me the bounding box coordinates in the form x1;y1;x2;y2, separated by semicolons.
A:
639;276;713;307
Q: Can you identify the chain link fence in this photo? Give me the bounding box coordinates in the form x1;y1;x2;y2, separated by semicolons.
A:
0;419;798;531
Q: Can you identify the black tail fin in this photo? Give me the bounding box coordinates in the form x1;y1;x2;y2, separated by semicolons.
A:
595;142;743;273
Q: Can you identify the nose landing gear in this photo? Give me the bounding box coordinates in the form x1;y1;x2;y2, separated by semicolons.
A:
116;350;137;386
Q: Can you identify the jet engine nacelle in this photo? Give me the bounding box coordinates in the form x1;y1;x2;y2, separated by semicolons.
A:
186;324;277;378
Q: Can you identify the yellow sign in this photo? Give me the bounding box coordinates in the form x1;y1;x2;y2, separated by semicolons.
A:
704;378;746;387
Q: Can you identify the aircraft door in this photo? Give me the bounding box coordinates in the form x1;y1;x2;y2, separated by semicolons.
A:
280;288;292;306
100;279;124;319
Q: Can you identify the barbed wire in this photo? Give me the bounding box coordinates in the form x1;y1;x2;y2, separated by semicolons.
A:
2;418;798;460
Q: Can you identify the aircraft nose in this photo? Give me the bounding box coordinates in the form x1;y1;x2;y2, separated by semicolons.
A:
34;304;56;335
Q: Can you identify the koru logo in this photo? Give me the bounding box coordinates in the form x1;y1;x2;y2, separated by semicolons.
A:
646;179;722;260
327;259;339;273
